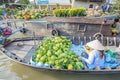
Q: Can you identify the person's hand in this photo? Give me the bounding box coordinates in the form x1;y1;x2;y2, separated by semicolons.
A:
81;57;85;61
79;55;85;61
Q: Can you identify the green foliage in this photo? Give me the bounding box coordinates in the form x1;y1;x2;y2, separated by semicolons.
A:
112;0;120;10
19;0;30;4
15;9;48;19
0;8;19;16
56;3;60;9
0;0;14;5
53;7;87;17
117;14;120;18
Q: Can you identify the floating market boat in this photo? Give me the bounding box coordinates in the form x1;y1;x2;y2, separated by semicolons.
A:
0;33;120;74
6;16;114;37
0;17;120;75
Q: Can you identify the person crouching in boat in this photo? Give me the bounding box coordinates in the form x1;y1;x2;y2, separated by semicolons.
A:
111;18;120;36
79;39;105;70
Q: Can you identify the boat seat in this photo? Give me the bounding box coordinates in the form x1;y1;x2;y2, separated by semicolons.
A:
23;46;36;63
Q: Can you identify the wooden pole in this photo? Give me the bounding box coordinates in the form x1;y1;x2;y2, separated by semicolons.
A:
34;0;37;8
71;0;75;8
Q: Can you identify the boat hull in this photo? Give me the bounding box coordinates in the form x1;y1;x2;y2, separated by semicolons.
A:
8;61;120;80
0;37;120;75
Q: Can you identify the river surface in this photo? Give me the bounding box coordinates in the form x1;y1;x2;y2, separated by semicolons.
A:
1;53;120;80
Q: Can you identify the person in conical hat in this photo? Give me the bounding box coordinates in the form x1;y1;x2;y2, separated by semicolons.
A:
86;39;105;50
80;39;105;70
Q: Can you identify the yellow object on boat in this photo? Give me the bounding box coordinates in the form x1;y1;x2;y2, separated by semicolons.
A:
111;29;118;33
68;64;73;70
84;45;91;54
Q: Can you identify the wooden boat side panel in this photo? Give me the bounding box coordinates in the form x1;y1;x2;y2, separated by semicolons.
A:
9;18;113;37
47;23;111;36
43;17;113;25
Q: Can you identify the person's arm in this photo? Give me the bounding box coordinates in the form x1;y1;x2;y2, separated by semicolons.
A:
81;52;95;65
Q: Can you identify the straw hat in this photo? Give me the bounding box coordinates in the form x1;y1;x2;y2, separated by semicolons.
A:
86;39;105;50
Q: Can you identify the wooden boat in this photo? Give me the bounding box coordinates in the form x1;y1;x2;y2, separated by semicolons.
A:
6;16;114;37
0;35;120;75
0;17;120;76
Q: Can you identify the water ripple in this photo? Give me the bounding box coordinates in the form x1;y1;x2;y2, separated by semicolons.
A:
0;53;21;80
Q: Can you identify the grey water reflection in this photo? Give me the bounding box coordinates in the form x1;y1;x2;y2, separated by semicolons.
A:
0;53;21;80
1;53;120;80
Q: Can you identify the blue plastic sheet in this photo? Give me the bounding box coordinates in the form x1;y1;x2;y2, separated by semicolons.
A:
71;44;84;56
104;52;119;69
30;58;52;68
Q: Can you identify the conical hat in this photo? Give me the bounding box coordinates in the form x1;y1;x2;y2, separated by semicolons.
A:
86;39;105;50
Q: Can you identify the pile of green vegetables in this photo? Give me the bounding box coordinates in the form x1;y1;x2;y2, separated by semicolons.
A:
32;36;84;70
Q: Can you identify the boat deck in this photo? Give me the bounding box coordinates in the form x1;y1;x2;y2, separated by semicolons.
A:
5;40;39;62
4;40;120;62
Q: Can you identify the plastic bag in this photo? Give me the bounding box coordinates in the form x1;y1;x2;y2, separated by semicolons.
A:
2;27;12;36
105;49;117;58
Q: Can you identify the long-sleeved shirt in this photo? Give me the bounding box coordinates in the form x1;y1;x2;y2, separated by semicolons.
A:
81;50;105;69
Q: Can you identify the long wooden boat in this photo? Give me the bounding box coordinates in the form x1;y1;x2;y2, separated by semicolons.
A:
6;16;114;37
0;36;120;75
